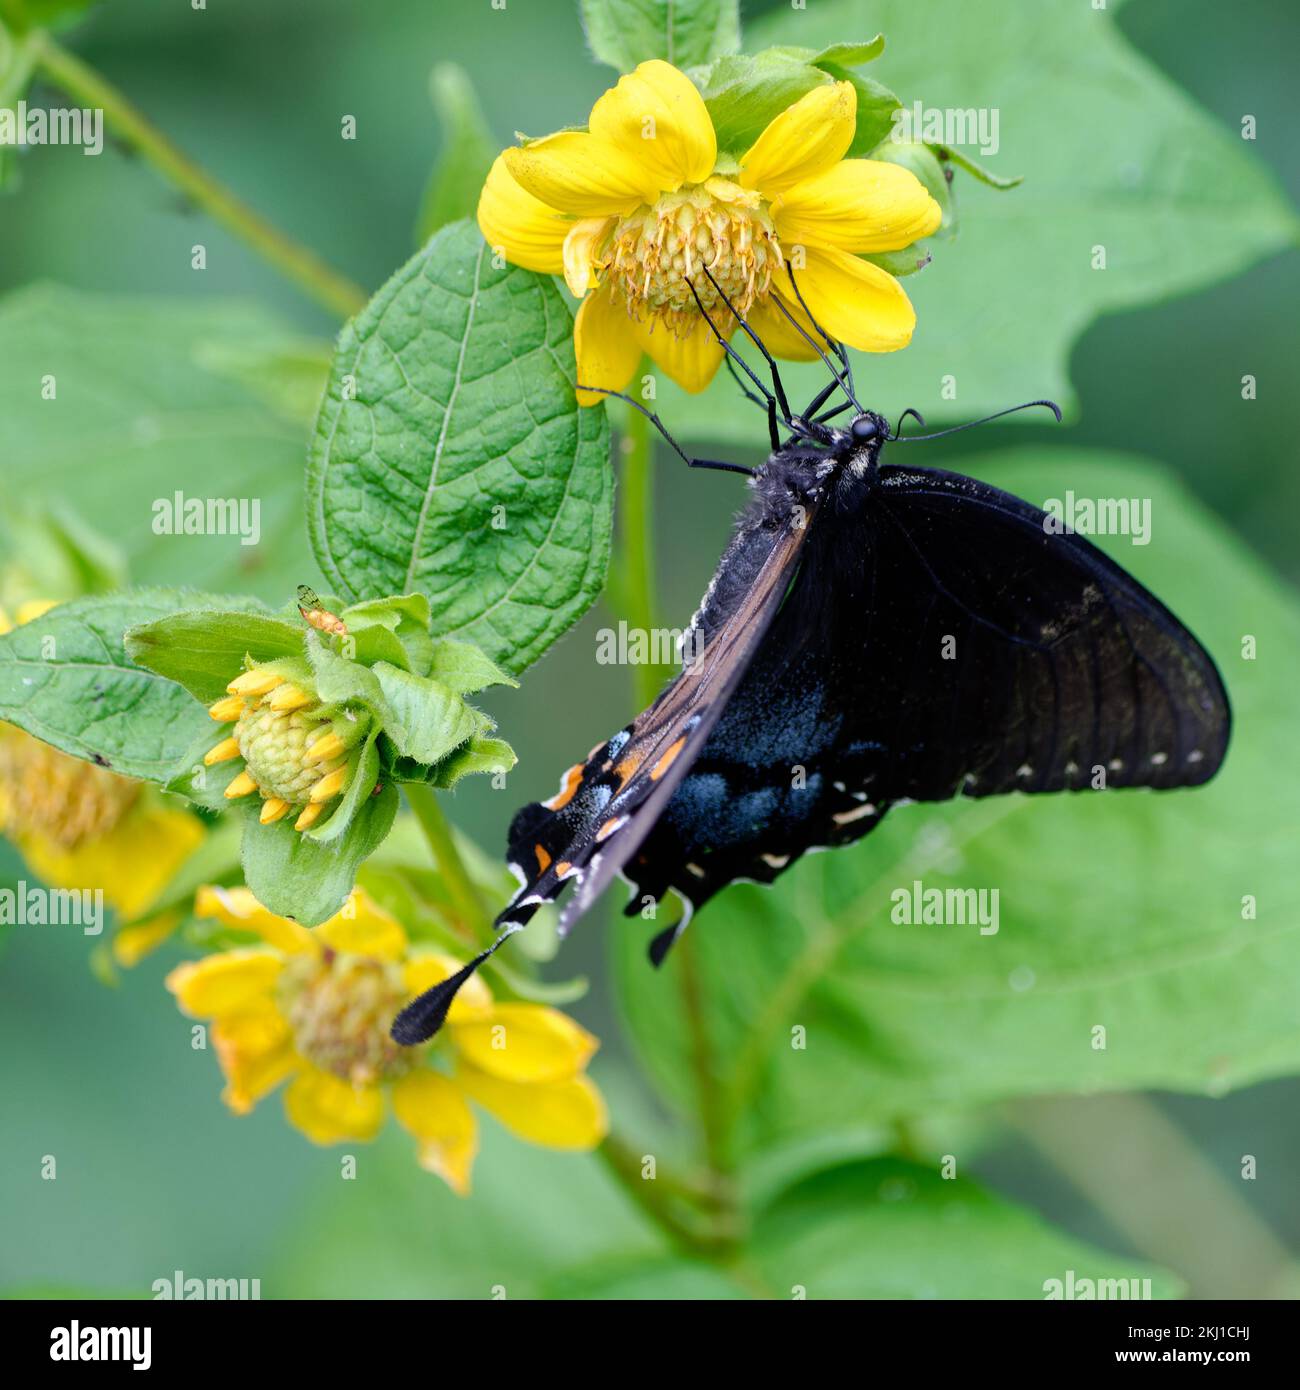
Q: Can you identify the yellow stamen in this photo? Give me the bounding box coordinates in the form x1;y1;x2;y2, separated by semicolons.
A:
305;731;345;763
268;684;312;712
308;766;347;803
203;737;241;766
295;802;325;831
224;770;259;799
208;695;245;722
227;669;283;697
259;797;292;824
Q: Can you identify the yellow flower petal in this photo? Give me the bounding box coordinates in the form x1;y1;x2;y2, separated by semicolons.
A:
112;910;182;968
283;1064;385;1144
315;889;408;961
391;1068;479;1196
450;1002;598;1083
776;247;917;353
193;884;316;955
773;158;943;253
476;154;570;274
562;216;612;297
166;948;283;1019
635;310;729;394
740;81;857;196
456;1061;608;1150
504;132;657;217
211;1004;297;1114
588;59;716;191
404;951;493;1022
747;292;825;362
574;285;644;406
18;796;203;921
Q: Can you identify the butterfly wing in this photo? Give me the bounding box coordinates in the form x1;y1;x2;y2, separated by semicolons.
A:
496;478;827;940
622;462;1231;923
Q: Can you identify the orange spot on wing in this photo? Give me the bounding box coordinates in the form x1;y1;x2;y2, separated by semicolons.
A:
614;749;647;785
535;844;552;873
544;763;585;811
596;817;624;842
650;736;688;781
555;860;573;877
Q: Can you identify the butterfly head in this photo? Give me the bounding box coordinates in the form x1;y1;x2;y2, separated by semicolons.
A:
848;411;889;446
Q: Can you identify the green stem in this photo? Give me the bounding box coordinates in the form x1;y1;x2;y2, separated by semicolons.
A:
30;32;367;320
614;394;671;710
595;1132;723;1256
404;783;494;944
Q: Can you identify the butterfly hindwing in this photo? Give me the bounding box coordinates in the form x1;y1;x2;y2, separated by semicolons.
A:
619;462;1229;924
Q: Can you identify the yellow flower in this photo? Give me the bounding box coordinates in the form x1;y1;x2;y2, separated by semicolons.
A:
167;885;608;1195
477;60;943;402
0;601;203;941
205;661;358;832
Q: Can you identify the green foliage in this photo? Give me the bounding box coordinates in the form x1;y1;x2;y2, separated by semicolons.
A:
0;590;264;779
614;453;1299;1151
415;63;497;244
0;287;323;600
580;0;740;74
749;1159;1180;1299
306;219;612;676
662;0;1300;439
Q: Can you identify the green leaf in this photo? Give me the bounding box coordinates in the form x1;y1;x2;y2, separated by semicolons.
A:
239;780;398;925
0;286;324;600
415;63;498;244
340;593;434;674
306;219;612;676
422;734;516;789
613;452;1300;1149
191;335;332;429
0;590;260;781
580;0;740;73
751;1159;1180;1299
693;51;831;158
308;731;381;845
124;608;301;704
371;662;480;766
663;0;1300;439
426;636;517;695
0;500;127;604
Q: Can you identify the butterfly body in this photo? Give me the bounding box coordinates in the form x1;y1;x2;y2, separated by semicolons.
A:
496;410;1230;963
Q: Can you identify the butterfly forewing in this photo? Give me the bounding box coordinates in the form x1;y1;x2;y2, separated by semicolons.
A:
497;484;826;936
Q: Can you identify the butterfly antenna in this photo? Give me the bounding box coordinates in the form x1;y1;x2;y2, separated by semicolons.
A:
575;383;756;478
391;925;523;1045
886;407;927;440
890;399;1062;442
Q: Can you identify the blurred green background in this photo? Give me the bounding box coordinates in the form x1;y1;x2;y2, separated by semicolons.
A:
1;0;1298;1298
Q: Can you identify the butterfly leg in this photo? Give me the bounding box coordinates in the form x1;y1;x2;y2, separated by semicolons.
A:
724;354;782;453
574;383;756;478
779;260;859;404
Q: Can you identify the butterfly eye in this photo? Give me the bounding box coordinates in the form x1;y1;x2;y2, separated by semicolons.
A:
850;415;879;442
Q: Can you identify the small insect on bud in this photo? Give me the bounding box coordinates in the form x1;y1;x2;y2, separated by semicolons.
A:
297;585;348;638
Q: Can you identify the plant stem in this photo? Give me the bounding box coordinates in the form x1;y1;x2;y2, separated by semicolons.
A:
404;783;494;944
595;1132;723;1256
614;394;671;710
31;32;367;320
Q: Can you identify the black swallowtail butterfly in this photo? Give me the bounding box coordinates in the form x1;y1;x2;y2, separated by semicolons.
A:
392;269;1230;1045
